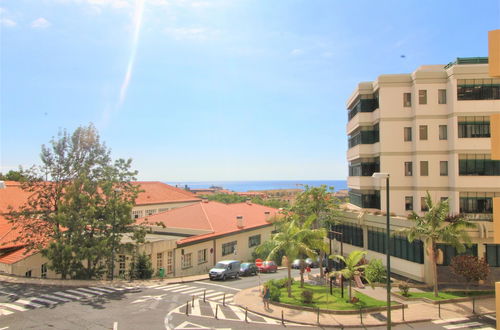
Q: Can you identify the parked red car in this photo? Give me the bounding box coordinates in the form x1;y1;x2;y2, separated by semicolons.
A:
258;260;278;273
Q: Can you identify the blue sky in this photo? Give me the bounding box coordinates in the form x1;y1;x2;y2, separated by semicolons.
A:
1;0;499;181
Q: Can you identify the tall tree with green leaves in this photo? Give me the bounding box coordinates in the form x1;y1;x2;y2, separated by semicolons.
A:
399;193;476;297
7;124;140;279
260;213;327;296
290;185;340;278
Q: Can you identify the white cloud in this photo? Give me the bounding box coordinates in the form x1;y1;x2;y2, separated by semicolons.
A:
31;17;51;29
290;48;304;56
164;27;218;41
0;18;17;27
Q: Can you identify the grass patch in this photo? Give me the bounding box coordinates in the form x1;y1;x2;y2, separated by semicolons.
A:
278;282;389;310
405;290;494;301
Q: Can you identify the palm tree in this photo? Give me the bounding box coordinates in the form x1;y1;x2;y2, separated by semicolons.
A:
330;250;369;301
261;214;326;297
400;192;476;297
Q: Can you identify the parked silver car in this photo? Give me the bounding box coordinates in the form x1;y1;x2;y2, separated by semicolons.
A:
209;260;241;280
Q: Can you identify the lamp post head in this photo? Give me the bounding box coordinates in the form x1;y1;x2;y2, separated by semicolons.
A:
372;172;390;179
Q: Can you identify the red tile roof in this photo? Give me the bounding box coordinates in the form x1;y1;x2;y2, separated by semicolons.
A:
134;181;200;205
137;201;280;246
0;246;35;264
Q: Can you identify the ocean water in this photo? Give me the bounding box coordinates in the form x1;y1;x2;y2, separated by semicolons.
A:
167;180;347;192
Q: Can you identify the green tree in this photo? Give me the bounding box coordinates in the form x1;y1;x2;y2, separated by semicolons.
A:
365;258;387;284
0;169;27;182
290;185;340;278
399;193;476;297
7;124;141;279
330;250;369;301
133;253;154;279
262;214;326;296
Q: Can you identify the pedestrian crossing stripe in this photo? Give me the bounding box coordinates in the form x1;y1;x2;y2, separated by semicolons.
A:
0;285;131;318
174;299;280;325
432;317;496;330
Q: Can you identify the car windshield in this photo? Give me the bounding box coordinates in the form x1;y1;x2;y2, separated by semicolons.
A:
240;263;250;268
214;263;227;269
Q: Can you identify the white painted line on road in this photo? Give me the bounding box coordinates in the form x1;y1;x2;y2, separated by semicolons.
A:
484;314;496;321
53;291;81;300
0;326;10;329
76;288;105;295
189;298;202;317
107;287;126;291
113;321;118;330
204;292;224;298
231;305;246;321
0;309;14;316
433;318;469;324
40;294;71;303
89;287;115;293
194;281;241;291
0;303;28;312
14;299;43;308
66;289;94;298
170;286;191;293
443;322;483;329
157;284;184;290
179;288;205;295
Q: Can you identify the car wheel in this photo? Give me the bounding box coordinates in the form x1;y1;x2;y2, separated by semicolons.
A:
221;274;226;281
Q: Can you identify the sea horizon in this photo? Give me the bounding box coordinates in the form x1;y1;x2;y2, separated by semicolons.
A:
166;180;347;193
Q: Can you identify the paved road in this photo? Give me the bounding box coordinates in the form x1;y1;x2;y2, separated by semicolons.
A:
0;269;496;330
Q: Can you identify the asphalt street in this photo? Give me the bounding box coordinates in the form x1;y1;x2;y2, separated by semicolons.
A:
0;269;496;330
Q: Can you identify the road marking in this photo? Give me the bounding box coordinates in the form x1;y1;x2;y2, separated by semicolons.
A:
0;326;10;330
0;309;14;316
204;292;225;298
89;287;115;293
113;321;118;330
189;298;202;317
230;305;246;321
53;291;82;300
194;281;241;291
170;286;191;293
433;318;469;324
484;314;496;321
66;289;94;298
179;288;206;295
39;294;71;302
76;288;105;295
0;303;28;312
157;284;184;290
14;299;43;308
443;322;484;329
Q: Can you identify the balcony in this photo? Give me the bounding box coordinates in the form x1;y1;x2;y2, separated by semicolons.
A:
347;176;375;189
348;130;379;149
347;98;379;121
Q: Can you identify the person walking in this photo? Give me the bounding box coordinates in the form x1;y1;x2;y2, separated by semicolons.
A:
262;284;271;309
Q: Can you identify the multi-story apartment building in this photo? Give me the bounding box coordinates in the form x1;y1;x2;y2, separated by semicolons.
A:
339;51;500;284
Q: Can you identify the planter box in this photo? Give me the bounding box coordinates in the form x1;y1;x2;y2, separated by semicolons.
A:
391;292;494;304
269;300;406;315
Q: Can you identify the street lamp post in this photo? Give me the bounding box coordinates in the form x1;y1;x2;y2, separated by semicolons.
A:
329;230;344;297
110;188;120;281
372;172;391;329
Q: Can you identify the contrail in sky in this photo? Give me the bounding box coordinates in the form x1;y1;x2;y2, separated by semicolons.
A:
118;0;145;108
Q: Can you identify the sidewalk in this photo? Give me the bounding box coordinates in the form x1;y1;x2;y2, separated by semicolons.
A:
0;273;208;287
233;285;496;327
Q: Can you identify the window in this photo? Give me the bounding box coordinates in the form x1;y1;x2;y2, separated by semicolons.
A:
348;124;379;148
418;90;427;104
457;78;500;100
248;235;261;248
458;116;490;138
181;253;192;269
157;252;163;270
368;227;424;264
145;209;157;216
439;125;447;140
419;125;428;140
167;251;173;274
421;197;429;211
330;224;364;247
25;270;32;277
438;89;447;104
459;192;500;214
440;161;448;176
222;241;237;256
405;196;413;211
436;244;477;266
420;161;428;176
404;162;413;176
440;197;449;203
41;263;47;279
403;93;411;107
198;249;207;264
118;255;126;276
348;189;380;209
132;210;143;219
158;207;169;213
404;127;412;141
486;244;500;267
459;154;500;176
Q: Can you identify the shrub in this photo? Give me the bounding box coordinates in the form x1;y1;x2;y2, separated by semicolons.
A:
265;280;281;302
450;255;490;288
276;278;293;288
133;253;154;279
398;281;410;297
365;259;386;284
301;289;314;304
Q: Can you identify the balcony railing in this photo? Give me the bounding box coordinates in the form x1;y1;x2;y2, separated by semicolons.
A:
348;130;379;149
347;98;379;121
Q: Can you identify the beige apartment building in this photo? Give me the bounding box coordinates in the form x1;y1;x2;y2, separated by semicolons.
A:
338;55;500;284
